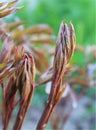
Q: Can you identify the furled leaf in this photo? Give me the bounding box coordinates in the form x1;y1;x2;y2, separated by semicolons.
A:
0;0;22;18
0;36;14;63
6;21;26;31
13;24;53;39
13;52;35;130
24;44;49;73
36;22;76;130
3;77;18;130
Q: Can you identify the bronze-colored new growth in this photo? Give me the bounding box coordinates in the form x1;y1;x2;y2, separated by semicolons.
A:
36;22;76;130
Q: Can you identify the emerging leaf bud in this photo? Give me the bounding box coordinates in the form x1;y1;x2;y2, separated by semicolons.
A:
13;52;35;130
36;22;76;130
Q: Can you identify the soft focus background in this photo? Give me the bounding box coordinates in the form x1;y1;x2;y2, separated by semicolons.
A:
4;0;96;45
3;0;96;66
0;0;96;130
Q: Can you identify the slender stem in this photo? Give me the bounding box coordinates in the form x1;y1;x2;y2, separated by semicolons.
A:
13;86;34;130
0;83;6;128
36;100;55;130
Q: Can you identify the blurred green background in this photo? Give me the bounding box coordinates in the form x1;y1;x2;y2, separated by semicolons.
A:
5;0;96;46
4;0;95;67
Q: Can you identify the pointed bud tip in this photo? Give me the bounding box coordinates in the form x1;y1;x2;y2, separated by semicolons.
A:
70;22;75;32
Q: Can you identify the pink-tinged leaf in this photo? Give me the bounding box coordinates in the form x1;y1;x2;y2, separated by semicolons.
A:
0;7;22;18
0;36;14;63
